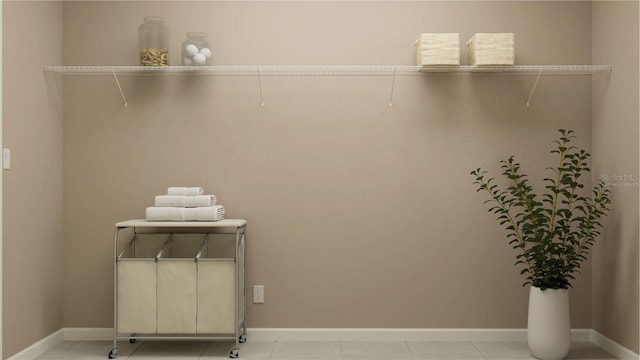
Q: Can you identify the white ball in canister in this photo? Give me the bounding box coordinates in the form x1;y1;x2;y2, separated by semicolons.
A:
184;44;199;57
183;56;193;66
192;53;206;65
199;48;212;59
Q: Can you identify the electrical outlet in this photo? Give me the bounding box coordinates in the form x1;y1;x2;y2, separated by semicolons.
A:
2;148;10;170
253;285;264;304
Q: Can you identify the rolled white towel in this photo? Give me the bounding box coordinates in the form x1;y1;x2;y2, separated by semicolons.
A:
146;205;225;222
167;187;205;196
154;195;217;208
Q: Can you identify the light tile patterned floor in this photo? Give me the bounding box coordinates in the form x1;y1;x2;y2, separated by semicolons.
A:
33;340;618;360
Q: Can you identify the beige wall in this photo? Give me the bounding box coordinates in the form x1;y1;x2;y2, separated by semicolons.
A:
591;1;640;353
62;1;595;330
2;1;64;358
7;1;640;357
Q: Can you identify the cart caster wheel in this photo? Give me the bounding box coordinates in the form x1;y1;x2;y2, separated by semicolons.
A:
229;348;239;358
239;334;247;343
108;348;118;359
129;338;137;344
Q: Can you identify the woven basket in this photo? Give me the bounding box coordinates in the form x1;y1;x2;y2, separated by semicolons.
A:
414;33;460;68
466;33;514;66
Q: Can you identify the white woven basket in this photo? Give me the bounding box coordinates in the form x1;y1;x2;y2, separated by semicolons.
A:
466;33;514;66
414;33;460;67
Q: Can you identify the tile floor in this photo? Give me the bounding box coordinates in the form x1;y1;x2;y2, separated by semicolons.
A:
33;340;618;360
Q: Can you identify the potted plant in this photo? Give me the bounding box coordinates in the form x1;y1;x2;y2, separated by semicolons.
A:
470;129;611;360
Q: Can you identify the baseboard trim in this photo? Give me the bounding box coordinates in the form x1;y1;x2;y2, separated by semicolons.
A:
7;327;637;359
246;328;592;342
591;330;640;360
6;329;64;360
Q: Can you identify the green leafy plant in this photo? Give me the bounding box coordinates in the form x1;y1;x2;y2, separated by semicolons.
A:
471;129;611;290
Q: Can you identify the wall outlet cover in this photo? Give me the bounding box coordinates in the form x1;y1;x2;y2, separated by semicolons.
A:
3;148;10;170
253;285;264;304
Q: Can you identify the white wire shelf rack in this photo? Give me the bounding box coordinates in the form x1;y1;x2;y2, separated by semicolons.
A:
43;65;612;76
44;64;611;108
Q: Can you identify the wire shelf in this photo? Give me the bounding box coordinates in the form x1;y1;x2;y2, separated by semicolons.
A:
45;64;612;108
44;65;612;76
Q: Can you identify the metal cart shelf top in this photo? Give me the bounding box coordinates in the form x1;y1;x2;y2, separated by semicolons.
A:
116;219;247;228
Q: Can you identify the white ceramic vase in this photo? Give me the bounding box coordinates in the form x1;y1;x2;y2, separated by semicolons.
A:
527;286;571;360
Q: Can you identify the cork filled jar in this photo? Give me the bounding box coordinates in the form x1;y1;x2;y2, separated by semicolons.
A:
139;16;168;66
182;32;212;66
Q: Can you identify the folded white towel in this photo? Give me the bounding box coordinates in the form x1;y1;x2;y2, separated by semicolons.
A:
154;195;217;208
167;187;205;196
146;205;225;222
188;205;225;221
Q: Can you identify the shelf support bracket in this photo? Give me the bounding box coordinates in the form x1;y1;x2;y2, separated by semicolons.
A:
526;69;543;107
388;67;397;107
256;67;265;107
112;69;128;108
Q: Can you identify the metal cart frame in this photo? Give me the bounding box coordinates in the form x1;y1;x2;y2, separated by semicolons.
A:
109;219;247;359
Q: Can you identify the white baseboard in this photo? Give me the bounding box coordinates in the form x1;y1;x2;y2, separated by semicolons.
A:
51;327;593;342
6;328;113;359
6;329;64;360
247;328;592;342
7;327;636;359
591;330;640;360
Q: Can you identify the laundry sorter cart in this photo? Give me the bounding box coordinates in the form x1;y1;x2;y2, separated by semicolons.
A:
108;219;247;359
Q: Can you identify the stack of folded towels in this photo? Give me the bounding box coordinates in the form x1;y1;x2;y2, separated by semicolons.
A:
145;187;225;222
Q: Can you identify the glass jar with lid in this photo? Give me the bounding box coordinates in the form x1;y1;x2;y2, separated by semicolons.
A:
182;32;212;66
139;16;168;66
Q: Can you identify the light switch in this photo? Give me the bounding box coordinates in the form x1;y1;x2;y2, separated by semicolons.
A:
2;148;10;170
